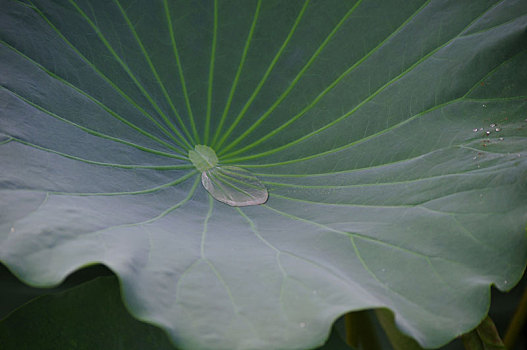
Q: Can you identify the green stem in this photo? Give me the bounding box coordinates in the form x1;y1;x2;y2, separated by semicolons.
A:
477;316;507;350
463;316;506;350
462;331;484;350
504;285;527;349
375;309;424;350
344;310;381;350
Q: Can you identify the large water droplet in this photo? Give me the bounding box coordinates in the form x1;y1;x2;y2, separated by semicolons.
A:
189;145;268;206
202;166;268;207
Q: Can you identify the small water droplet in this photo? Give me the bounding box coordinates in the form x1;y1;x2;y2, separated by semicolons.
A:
300;322;306;328
499;137;504;141
472;156;477;160
495;128;501;132
482;104;487;108
381;268;386;272
490;123;496;127
485;131;491;136
10;227;15;233
473;128;478;132
479;128;483;131
504;280;508;285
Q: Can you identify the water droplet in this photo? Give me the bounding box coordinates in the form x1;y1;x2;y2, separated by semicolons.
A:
479;128;483;131
495;128;501;132
499;137;504;141
300;322;306;328
10;227;15;233
485;131;491;136
504;280;508;285
473;128;478;132
472;156;477;160
381;268;386;272
490;123;496;127
482;104;487;108
202;166;268;207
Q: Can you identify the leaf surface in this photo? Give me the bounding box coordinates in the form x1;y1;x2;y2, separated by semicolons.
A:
1;0;527;349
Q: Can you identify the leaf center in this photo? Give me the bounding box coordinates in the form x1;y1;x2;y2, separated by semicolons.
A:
188;145;219;172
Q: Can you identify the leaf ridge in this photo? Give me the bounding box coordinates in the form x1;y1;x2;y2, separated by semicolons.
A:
221;1;513;164
66;0;192;149
211;0;262;146
204;0;218;144
163;0;200;144
26;1;190;152
220;0;432;159
113;0;195;146
213;0;311;149
1;39;188;156
218;0;365;156
2;88;188;160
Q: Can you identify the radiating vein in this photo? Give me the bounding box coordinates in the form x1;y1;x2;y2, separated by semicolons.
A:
11;137;190;168
213;0;311;149
0;137;13;145
200;196;240;313
67;0;192;149
200;195;214;259
88;174;200;232
220;0;430;158
114;0;195;146
163;0;200;144
2;87;188;160
270;193;413;208
1;39;187;156
221;1;512;165
263;204;468;269
218;0;364;155
211;0;262;147
27;1;189;152
225;96;464;167
204;0;218;144
262;165;515;189
49;170;197;196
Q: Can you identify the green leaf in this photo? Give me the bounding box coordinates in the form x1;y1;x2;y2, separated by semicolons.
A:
1;0;526;349
0;268;354;350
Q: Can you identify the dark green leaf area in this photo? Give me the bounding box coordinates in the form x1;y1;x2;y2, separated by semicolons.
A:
0;275;178;350
1;0;527;350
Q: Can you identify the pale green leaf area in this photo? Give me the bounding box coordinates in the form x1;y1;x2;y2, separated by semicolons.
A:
189;145;219;172
0;0;526;349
